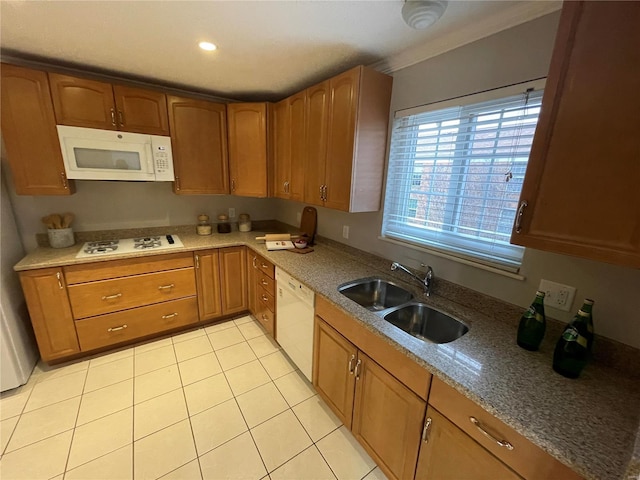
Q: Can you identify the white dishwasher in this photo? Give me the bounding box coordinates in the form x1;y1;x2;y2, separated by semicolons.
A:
275;267;315;381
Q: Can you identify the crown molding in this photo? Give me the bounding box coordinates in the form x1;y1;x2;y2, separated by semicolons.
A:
372;1;562;74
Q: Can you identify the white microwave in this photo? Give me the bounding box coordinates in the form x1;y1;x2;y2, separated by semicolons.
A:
57;125;175;182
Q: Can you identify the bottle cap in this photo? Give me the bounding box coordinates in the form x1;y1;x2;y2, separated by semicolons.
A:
583;298;594;305
577;309;590;317
198;214;209;222
218;214;228;221
535;290;545;297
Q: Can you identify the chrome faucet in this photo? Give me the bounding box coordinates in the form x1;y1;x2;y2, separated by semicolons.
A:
391;262;434;296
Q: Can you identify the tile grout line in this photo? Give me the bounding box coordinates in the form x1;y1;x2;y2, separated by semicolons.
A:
61;363;90;479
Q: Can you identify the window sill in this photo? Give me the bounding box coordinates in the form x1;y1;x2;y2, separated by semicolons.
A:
378;235;526;281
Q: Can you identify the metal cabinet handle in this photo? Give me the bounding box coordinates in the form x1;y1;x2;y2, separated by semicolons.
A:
195;254;200;269
158;284;175;290
354;359;362;380
102;293;122;300
319;185;324;200
56;271;64;289
162;313;178;319
118;110;124;126
231;179;236;191
60;172;68;189
110;108;116;126
261;295;268;302
469;417;514;450
515;200;528;233
422;417;432;443
261;279;269;286
261;313;268;322
348;354;356;374
107;324;127;332
252;256;258;268
323;185;328;201
175;176;180;191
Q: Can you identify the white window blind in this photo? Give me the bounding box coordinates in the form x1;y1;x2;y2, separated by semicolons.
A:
382;83;544;271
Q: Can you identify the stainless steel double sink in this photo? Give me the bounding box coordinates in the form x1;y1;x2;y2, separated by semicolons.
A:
338;278;469;344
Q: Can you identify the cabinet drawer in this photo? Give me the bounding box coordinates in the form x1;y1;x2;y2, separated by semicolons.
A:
76;297;198;351
64;252;193;284
255;301;275;337
429;378;581;480
254;253;275;279
68;267;196;319
257;285;275;312
256;272;275;296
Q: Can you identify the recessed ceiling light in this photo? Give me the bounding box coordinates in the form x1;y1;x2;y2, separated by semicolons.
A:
199;41;217;51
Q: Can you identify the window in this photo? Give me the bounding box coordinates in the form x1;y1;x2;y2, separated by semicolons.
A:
382;81;544;271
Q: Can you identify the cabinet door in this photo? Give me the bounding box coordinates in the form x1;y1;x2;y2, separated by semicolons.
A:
228;103;268;197
352;352;426;480
324;68;359;211
288;91;306;202
19;268;80;362
195;250;223;321
272;98;291;199
304;81;330;207
511;1;640;268
49;73;117;130
167;95;229;194
113;85;169;135
416;407;522;480
219;247;248;315
1;64;74;195
312;317;357;427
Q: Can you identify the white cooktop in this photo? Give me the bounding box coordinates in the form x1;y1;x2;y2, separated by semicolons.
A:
75;235;184;259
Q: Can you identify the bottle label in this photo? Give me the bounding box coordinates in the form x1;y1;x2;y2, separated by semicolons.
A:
562;327;588;348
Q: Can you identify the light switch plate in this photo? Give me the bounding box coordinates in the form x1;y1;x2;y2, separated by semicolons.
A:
538;279;576;312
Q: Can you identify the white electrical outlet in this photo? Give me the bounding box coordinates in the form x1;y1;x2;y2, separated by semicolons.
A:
342;225;350;239
538;279;576;312
228;208;235;218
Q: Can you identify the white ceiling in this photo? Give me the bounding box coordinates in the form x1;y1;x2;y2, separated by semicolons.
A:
0;0;560;101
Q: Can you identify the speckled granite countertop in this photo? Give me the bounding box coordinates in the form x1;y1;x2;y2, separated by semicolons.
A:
14;229;640;480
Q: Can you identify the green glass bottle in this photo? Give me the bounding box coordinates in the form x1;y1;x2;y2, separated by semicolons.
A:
552;305;594;379
579;298;595;351
517;290;546;351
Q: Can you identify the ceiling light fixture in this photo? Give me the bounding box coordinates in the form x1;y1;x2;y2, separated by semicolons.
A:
199;41;217;51
402;0;448;30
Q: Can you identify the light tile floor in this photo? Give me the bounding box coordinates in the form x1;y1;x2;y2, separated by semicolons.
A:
0;314;389;480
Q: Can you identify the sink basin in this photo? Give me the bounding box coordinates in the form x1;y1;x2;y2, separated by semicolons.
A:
338;278;414;311
384;303;469;344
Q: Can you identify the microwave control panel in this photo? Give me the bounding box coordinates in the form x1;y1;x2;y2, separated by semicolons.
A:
151;136;175;181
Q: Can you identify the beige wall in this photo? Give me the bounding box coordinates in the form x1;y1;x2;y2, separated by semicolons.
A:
273;12;640;349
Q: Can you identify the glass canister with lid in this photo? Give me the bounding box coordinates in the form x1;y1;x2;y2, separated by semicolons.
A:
238;213;251;232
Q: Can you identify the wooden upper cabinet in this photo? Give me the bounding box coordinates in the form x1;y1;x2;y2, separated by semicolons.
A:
303;66;392;212
273;92;306;201
167;95;229;195
304;81;330;207
511;1;640;268
112;85;169;135
1;64;75;195
49;73;169;135
272;98;291;199
228;103;268;197
19;268;80;362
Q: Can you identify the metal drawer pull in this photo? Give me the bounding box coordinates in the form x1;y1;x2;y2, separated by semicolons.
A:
261;263;268;269
261;279;269;286
354;359;362;380
261;295;268;302
107;324;127;332
469;417;514;450
102;293;122;300
261;314;268;322
422;417;432;443
348;354;356;374
158;284;175;290
162;313;178;319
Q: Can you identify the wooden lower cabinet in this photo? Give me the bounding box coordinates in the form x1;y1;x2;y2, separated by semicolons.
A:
415;407;522;480
219;247;248;315
194;250;223;321
18;268;80;362
313;317;426;480
247;250;276;337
